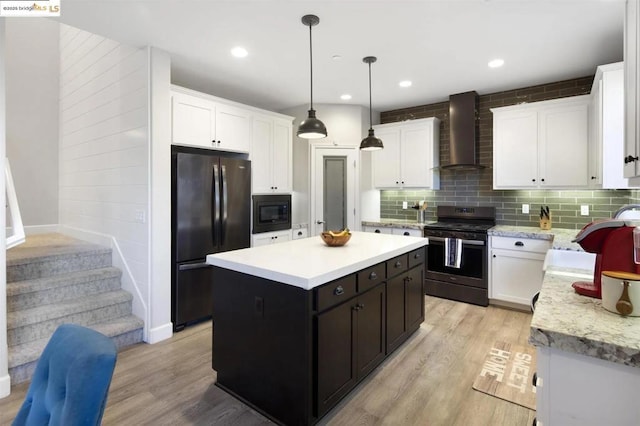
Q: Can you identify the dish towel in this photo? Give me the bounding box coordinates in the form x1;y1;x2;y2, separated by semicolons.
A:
444;237;462;268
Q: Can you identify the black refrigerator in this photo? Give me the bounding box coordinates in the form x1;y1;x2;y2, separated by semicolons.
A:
171;145;251;331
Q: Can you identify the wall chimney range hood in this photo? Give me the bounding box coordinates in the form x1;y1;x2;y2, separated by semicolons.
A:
441;91;484;169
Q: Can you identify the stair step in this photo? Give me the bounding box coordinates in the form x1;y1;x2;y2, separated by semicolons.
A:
7;267;122;312
8;315;144;384
7;234;112;283
7;290;133;346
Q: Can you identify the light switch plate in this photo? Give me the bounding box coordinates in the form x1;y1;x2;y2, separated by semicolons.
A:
402;201;408;209
581;205;589;216
522;204;530;214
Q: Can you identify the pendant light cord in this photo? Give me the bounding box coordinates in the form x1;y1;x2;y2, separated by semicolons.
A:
368;62;373;129
309;24;314;110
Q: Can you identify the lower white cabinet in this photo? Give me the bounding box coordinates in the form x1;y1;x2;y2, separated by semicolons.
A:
535;346;640;425
489;236;551;307
362;226;422;237
251;230;292;247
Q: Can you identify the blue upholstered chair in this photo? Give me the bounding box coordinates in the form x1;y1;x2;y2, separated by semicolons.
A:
12;324;117;426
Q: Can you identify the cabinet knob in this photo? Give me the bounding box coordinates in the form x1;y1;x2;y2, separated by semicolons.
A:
414;253;421;259
532;418;537;426
515;241;524;247
334;285;344;296
395;181;399;185
394;261;402;268
403;231;410;236
374;229;381;233
624;155;639;164
211;140;216;145
532;178;536;182
401;181;405;184
541;178;545;182
358;303;365;309
532;372;538;387
274;186;278;190
591;176;596;180
493;254;496;258
369;271;378;280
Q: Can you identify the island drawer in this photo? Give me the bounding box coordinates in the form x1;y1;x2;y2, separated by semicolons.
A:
387;254;409;277
357;263;386;293
408;247;425;269
315;275;357;311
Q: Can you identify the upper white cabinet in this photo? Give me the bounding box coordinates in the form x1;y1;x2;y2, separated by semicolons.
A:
589;62;632;189
371;118;440;189
251;114;293;194
171;90;251;153
624;0;640;180
492;95;590;189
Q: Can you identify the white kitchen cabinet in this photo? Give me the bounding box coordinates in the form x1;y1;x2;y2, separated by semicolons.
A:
371;118;440;189
251;114;293;194
535;346;640;426
362;226;422;237
171;90;251;153
251;230;292;247
589;62;631;189
489;236;551;308
492;96;590;189
624;0;640;181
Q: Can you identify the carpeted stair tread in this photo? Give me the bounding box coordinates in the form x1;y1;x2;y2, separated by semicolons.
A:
7;267;121;296
6;233;108;264
8;315;144;369
7;290;133;329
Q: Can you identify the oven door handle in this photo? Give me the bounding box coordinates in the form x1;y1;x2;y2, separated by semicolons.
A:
426;236;485;246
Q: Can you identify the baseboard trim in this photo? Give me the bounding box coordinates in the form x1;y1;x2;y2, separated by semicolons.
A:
24;224;60;235
0;373;11;399
147;322;172;344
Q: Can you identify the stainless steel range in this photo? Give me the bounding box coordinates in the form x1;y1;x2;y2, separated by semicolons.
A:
423;206;495;306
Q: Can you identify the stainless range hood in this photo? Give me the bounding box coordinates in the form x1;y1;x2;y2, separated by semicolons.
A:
441;91;484;169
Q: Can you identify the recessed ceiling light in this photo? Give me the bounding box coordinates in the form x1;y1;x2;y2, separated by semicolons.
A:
231;46;248;58
340;94;352;101
399;80;412;88
488;58;504;68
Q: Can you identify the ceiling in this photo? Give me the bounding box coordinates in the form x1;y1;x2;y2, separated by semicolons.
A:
57;0;625;113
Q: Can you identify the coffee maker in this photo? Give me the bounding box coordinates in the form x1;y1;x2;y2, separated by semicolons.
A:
572;219;640;298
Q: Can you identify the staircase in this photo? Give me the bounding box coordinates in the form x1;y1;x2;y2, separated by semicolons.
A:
6;233;144;384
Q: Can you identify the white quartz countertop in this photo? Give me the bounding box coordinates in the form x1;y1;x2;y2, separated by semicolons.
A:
361;219;427;230
529;266;640;368
206;231;428;290
488;225;582;251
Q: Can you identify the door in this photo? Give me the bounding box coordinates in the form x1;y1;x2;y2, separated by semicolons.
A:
175;151;217;262
493;110;538;188
386;274;405;354
174;261;214;329
356;284;385;379
372;127;401;187
405;265;424;332
216;104;251;153
401;124;432;187
311;146;358;235
172;93;215;148
219;157;251;252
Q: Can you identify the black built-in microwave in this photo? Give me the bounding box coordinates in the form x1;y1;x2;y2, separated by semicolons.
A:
252;194;291;234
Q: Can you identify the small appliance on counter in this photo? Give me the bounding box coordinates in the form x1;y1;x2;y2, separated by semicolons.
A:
572;219;640;298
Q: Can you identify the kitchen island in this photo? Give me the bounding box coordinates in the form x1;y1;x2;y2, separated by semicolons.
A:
530;266;640;425
206;232;428;425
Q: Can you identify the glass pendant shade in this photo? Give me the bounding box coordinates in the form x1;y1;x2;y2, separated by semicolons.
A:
298;14;327;140
360;128;384;151
297;109;327;139
360;56;383;151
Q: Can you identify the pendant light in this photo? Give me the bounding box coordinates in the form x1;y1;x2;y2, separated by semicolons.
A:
360;56;384;151
297;14;327;139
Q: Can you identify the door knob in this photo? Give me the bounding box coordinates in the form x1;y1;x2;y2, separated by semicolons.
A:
316;220;325;224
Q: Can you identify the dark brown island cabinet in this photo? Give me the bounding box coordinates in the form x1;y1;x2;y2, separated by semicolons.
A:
207;233;427;425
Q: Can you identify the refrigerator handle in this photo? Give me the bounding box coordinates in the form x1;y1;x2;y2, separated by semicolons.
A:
213;163;220;247
221;164;228;246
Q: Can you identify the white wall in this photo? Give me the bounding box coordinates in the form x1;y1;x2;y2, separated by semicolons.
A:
57;24;151;337
6;19;59;227
281;103;380;225
0;18;11;399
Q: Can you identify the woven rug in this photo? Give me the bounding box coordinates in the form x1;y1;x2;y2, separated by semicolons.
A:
472;341;537;410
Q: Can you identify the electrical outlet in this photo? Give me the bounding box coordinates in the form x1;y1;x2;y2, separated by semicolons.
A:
402;201;408;209
134;209;146;223
522;204;530;214
581;205;589;216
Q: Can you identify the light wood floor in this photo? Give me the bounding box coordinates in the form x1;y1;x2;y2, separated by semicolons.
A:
0;296;536;426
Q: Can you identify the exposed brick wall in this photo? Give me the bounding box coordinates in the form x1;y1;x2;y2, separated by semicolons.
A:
378;76;631;230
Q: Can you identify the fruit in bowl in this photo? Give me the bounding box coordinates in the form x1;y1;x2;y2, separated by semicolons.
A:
320;228;351;247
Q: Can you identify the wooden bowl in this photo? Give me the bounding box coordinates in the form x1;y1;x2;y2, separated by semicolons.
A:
320;232;351;247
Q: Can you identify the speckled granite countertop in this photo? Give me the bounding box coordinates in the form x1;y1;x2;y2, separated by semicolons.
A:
488;225;582;251
361;219;428;231
529;266;640;368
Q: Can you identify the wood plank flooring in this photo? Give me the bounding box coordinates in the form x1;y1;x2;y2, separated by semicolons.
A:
0;296;536;425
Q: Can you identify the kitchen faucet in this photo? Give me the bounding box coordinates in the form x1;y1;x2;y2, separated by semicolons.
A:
612;204;640;219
